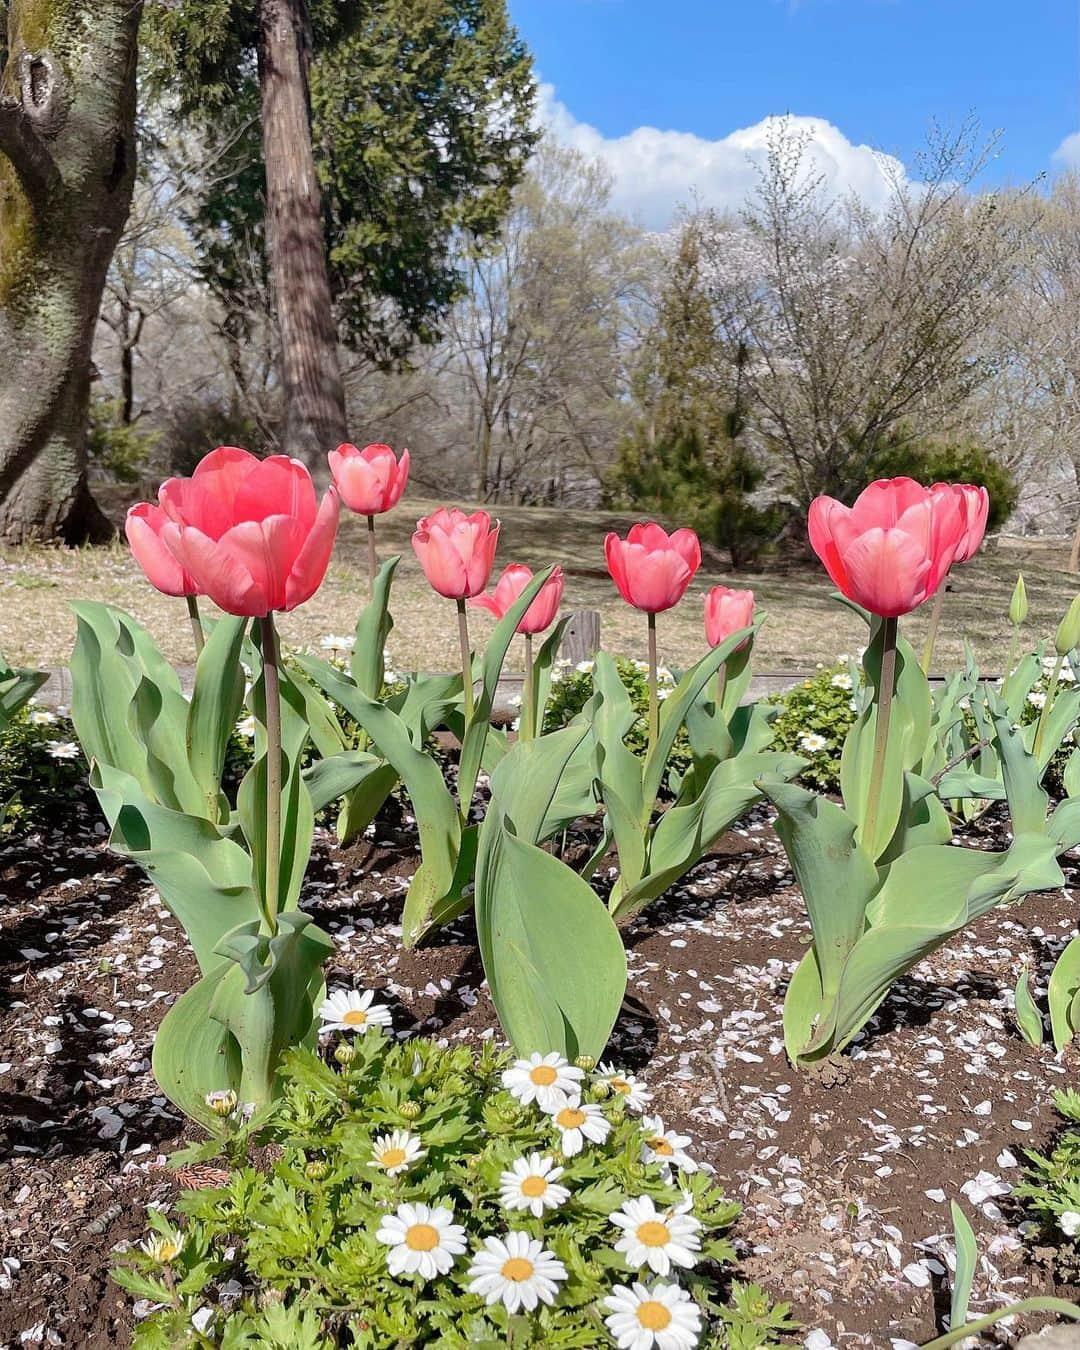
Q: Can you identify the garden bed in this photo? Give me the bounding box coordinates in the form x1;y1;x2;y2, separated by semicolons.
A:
1;804;1077;1348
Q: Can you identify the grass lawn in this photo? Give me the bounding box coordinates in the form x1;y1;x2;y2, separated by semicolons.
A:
0;496;1075;675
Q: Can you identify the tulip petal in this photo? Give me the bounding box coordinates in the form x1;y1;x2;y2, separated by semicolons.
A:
161;521;268;617
840;526;933;617
126;504;194;598
285;488;340;611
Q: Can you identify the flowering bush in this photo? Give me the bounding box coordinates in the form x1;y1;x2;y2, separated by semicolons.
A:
1016;1088;1080;1284
115;1028;795;1349
0;701;91;832
767;662;859;792
543;656;692;779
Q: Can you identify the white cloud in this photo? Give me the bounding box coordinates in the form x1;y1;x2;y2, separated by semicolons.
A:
538;83;912;227
1053;132;1080;169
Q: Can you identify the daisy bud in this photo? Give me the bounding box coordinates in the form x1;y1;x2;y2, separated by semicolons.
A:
399;1101;422;1120
1009;572;1028;626
305;1160;329;1180
334;1042;356;1066
590;1080;612;1101
205;1089;238;1118
573;1054;596;1071
1057;594;1080;657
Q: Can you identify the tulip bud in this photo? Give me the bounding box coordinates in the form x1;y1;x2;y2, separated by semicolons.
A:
334;1042;355;1066
399;1101;422;1121
1009;573;1028;627
1057;595;1080;657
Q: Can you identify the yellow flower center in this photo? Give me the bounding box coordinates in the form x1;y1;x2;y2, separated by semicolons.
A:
521;1175;548;1198
556;1107;586;1129
501;1257;535;1282
342;1009;368;1026
529;1065;558;1086
379;1147;407;1169
611;1078;631;1095
647;1136;674;1156
637;1301;673;1331
636;1220;671;1248
405;1223;439;1252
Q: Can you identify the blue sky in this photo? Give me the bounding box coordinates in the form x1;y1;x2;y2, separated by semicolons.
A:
507;0;1078;224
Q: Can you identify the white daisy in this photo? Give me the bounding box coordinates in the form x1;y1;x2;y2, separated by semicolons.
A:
236;715;257;739
798;732;828;753
320;633;355;653
1027;689;1047;709
549;1099;611;1156
46;741;80;760
597;1063;652;1113
1061;665;1077;683
641;1116;697;1175
603;1280;702;1350
467;1231;567;1313
498;1153;570;1217
318;988;392;1034
29;709;57;727
375;1201;467;1280
575;659;595;674
830;672;852;690
656;666;674;685
1060;1210;1080;1237
369;1130;425;1177
611;1196;701;1276
141;1232;183;1263
502;1052;583;1110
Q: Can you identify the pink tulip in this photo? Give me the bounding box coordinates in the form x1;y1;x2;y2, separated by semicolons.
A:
126;502;198;598
605;522;701;614
412;507;500;600
471;564;565;634
807;478;973;618
328;442;410;516
946;483;989;563
155;446;339;617
704;586;755;650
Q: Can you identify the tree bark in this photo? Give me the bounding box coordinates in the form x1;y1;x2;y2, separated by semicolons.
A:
256;0;346;470
0;3;141;543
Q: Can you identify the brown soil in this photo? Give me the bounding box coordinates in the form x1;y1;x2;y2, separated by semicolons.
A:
1;805;1078;1348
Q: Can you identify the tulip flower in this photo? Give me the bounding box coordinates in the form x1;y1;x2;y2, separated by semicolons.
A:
704;585;755;714
472;564;565;740
919;483;990;673
126;502;205;655
328;443;410;587
807;477;982;856
413;507;501;723
605;522;701;754
155;446;339;930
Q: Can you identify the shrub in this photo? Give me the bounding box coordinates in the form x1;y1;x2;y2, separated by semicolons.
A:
87;395;159;484
114;1029;796;1348
767;662;859;793
543;655;693;780
0;702;91;833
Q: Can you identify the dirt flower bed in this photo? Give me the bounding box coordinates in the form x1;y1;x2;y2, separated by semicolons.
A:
0;803;1077;1348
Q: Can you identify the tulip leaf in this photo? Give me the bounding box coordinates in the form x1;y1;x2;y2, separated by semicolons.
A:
0;659;47;727
1014;968;1045;1047
151;963;243;1132
1049;934;1080;1051
186;614;248;821
351;554;398;698
949;1202;978;1334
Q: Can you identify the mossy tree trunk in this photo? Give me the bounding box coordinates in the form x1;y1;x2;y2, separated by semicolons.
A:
0;0;142;544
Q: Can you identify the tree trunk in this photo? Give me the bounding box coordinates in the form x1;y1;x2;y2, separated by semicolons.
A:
0;1;141;543
1070;516;1080;573
256;0;346;470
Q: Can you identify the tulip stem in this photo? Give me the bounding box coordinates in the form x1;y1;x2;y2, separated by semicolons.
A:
1005;627;1019;681
1034;653;1063;762
186;595;205;659
456;599;474;725
647;612;659;754
522;633;534;741
259;613;282;932
920;588;944;674
862;616;898;861
366;514;377;591
715;666;727;719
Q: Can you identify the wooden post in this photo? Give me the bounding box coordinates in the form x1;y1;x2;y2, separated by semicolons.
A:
560;609;601;666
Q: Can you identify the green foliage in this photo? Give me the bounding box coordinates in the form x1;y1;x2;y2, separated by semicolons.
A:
0;703;89;833
87;395;159;483
1016;1090;1080;1283
543;655;692;780
115;1035;794;1348
865;430;1017;532
144;0;538;365
767;662;860;792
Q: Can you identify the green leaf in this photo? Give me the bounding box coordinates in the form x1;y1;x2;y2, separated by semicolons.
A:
0;661;46;727
949;1201;977;1333
1014;968;1045;1047
351;555;398;697
1049;934;1080;1052
186;615;248;821
151;963;243;1131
